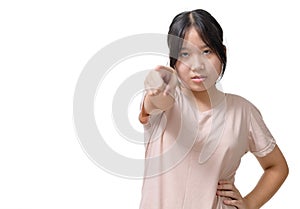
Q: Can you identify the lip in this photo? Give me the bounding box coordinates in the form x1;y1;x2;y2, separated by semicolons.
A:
191;75;207;83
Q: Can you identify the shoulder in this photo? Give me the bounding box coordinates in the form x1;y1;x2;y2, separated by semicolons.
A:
226;93;255;107
225;93;260;113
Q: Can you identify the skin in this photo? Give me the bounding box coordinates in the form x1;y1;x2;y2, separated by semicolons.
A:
174;27;224;112
140;27;289;208
217;146;288;209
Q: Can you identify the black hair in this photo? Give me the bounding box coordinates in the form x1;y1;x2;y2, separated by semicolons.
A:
167;9;227;78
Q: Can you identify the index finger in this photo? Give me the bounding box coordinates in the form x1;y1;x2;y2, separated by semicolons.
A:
154;65;176;73
218;180;233;185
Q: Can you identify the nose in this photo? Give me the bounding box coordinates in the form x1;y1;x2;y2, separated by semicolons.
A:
190;56;205;72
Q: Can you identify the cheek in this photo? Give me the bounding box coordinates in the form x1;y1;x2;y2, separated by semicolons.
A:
214;58;223;73
208;58;222;77
175;62;190;79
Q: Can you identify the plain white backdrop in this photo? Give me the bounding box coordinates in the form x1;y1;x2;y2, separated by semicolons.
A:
0;0;299;208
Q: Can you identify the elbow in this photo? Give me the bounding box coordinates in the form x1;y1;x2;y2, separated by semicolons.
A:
264;145;289;182
271;157;289;183
278;151;289;181
282;160;289;181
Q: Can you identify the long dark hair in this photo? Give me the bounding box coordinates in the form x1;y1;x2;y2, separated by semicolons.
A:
167;9;227;78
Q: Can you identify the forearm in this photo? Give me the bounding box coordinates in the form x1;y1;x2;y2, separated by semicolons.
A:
244;160;288;209
139;66;177;124
139;92;175;124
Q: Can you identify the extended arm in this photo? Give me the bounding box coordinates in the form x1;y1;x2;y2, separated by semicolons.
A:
139;66;178;124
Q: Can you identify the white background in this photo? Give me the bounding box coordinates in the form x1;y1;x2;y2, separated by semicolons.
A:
1;0;299;208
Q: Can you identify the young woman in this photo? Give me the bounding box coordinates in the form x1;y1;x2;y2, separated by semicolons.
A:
139;9;288;209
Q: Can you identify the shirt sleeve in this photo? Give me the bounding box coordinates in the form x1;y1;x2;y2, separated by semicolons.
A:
248;104;276;157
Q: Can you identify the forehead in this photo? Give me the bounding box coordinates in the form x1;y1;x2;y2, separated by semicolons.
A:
182;27;207;49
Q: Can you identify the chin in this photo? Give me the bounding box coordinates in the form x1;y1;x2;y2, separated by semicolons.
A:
189;86;207;92
182;82;209;92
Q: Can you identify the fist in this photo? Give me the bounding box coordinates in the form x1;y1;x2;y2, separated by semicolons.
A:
144;65;178;97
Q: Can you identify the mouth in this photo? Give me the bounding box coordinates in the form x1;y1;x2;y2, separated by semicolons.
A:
191;75;207;82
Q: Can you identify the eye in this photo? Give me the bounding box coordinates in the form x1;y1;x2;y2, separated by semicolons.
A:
179;52;189;58
203;49;212;55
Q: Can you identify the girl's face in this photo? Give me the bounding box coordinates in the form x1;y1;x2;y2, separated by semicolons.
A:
175;27;222;92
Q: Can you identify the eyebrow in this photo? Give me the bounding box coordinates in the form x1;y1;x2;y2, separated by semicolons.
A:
180;45;209;51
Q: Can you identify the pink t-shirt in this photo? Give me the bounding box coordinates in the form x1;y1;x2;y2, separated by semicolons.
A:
139;88;276;209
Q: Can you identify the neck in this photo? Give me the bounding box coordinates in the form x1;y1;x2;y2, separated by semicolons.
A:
191;86;224;112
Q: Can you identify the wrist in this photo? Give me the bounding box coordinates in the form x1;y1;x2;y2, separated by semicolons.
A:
243;197;259;209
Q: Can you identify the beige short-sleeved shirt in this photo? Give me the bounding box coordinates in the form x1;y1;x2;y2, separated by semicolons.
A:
139;88;276;209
